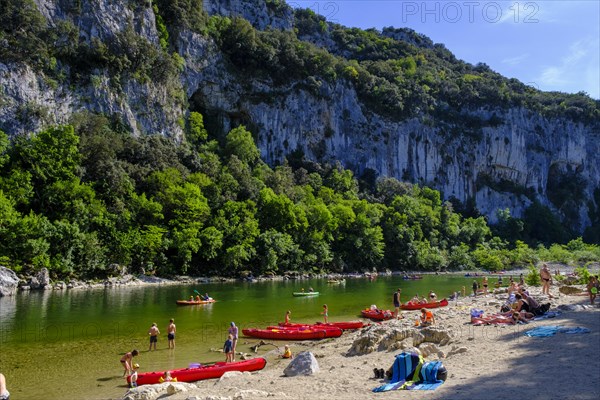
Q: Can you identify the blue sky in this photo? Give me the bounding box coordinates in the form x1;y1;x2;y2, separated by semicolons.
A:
289;1;600;99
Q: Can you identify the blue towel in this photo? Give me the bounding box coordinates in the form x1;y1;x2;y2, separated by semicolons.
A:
372;352;422;392
524;326;591;337
533;311;561;320
407;361;445;390
558;327;591;334
524;326;561;337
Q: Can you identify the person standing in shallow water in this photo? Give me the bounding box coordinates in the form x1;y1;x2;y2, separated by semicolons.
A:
472;280;479;296
228;322;239;361
120;349;139;377
321;304;329;323
148;322;160;351
167;319;176;349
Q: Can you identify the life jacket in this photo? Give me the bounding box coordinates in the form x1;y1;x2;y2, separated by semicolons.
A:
423;310;434;322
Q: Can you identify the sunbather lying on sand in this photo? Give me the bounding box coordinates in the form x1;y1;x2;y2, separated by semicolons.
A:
471;310;533;325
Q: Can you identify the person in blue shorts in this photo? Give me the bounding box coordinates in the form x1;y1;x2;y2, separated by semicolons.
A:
223;334;234;362
167;319;176;349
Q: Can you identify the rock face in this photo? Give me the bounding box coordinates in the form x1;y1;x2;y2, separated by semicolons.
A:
283;351;319;376
348;324;455;356
1;0;598;232
0;266;19;297
202;0;294;30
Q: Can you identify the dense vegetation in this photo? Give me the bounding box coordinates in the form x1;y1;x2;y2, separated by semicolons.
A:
1;117;598;279
0;1;599;278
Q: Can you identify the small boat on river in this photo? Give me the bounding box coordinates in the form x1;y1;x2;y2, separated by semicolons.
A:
127;358;266;385
176;299;216;305
242;327;341;340
292;291;319;297
402;275;423;280
400;298;449;310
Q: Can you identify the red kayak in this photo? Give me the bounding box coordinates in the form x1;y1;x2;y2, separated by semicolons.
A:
278;321;366;330
176;299;216;305
400;298;449;310
242;327;342;340
361;309;393;320
127;358;266;386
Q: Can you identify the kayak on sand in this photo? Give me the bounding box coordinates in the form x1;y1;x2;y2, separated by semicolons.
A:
127;358;266;386
400;298;449;310
361;308;393;321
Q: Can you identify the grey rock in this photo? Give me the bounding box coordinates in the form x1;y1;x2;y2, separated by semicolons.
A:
446;346;469;358
38;268;51;285
349;324;454;355
283;351;319;377
0;266;19;297
418;342;445;358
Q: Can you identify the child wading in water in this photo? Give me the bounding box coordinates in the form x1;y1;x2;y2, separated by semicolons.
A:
321;304;328;323
223;334;234;363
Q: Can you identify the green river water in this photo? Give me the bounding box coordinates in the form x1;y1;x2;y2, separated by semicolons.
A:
0;274;490;399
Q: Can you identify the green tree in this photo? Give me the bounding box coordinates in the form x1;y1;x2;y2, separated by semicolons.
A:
188;111;208;145
224;126;260;165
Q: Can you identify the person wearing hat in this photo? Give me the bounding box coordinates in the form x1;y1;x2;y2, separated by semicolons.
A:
129;364;140;388
228;322;239;361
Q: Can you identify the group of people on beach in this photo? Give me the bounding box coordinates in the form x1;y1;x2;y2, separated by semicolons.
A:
120;316;238;387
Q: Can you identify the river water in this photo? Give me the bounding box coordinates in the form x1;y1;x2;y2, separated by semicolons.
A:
0;273;493;399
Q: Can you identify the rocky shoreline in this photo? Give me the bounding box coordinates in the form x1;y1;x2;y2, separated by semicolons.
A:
0;262;590;298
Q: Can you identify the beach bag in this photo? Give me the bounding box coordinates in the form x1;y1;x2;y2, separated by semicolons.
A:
436;364;448;381
470;309;484;318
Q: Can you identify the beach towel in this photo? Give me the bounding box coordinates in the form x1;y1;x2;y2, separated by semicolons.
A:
558;327;591;334
405;361;445;390
372;352;422;392
524;326;561;337
524;326;590;337
532;311;561;320
373;353;445;392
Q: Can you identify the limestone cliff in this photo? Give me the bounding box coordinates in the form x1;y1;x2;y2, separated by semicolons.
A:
0;0;598;234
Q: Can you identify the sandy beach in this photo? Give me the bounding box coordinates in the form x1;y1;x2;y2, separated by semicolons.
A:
121;283;600;400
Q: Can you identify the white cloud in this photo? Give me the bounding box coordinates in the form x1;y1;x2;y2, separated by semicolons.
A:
502;53;530;66
537;37;600;98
